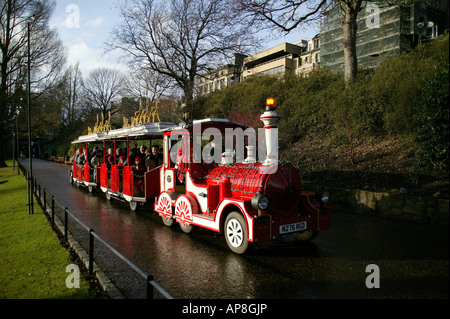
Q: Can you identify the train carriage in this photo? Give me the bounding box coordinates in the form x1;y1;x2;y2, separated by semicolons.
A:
69;98;331;254
70;122;178;208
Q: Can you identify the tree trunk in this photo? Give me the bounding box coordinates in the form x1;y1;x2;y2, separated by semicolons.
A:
184;74;196;119
1;58;9;167
0;125;6;167
341;0;362;86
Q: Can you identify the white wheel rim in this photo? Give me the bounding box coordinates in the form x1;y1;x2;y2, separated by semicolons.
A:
226;219;244;248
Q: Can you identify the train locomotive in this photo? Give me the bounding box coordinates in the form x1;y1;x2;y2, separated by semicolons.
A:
70;98;331;254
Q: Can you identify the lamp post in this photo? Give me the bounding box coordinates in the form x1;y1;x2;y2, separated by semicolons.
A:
12;114;16;172
27;18;34;215
16;103;22;175
11;105;20;172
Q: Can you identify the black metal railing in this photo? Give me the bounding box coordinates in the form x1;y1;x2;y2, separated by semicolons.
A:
18;161;173;300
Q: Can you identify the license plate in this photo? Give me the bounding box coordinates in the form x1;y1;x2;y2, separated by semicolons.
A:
279;221;307;234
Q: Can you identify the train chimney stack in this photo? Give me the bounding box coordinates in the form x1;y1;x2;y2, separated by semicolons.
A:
259;98;281;165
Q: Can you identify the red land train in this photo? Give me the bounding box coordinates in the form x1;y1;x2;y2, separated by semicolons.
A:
70;99;331;254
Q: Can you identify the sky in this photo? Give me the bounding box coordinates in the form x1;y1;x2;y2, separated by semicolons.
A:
49;0;124;76
50;0;320;78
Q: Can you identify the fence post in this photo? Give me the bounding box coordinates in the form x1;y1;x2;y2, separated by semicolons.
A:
51;196;55;225
64;208;68;242
89;229;94;276
43;188;47;213
147;275;154;299
27;171;30;215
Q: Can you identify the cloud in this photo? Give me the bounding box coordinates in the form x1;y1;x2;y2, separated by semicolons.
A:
66;40;127;76
86;16;104;27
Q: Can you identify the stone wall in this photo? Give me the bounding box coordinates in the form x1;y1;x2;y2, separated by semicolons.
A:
303;184;449;226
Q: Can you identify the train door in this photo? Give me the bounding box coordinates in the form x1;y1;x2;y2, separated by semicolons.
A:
162;131;188;194
161;134;174;192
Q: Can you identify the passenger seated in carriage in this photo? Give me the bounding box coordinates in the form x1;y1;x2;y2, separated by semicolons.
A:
91;149;103;180
139;145;147;158
152;145;163;167
124;148;137;167
144;149;153;171
106;155;114;171
132;156;146;195
117;156;125;172
72;150;80;163
144;145;163;171
77;150;86;168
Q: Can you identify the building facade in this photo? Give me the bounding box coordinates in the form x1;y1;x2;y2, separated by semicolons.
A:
320;1;448;72
241;42;304;80
297;34;321;77
196;1;447;96
196;54;245;96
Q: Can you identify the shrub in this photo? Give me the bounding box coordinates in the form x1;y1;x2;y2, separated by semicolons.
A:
414;53;449;172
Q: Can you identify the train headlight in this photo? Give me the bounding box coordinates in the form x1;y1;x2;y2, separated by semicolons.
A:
251;193;270;211
315;190;330;204
321;191;330;203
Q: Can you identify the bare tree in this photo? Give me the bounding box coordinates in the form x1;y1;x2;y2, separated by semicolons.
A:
116;68;173;120
127;67;173;104
0;0;67;167
237;0;365;85
83;68;126;120
61;62;83;126
108;0;259;114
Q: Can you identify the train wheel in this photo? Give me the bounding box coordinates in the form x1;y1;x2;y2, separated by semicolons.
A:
129;201;139;212
162;217;174;227
179;223;196;234
224;212;249;255
174;195;196;234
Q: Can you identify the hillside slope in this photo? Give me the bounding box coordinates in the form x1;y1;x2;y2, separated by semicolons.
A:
280;135;449;199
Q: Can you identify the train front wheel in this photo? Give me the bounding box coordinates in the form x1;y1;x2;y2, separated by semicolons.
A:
224;212;249;255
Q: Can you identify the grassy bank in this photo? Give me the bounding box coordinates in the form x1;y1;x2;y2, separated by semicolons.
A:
0;161;94;299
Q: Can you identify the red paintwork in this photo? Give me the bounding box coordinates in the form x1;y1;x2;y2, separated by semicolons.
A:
84;162;90;183
110;165;119;193
72;161;77;179
123;166;133;197
100;163;108;189
78;166;83;182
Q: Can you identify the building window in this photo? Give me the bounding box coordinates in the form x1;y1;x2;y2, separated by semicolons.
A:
314;38;320;49
260;66;284;76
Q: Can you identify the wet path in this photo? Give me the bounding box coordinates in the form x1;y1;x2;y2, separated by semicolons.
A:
23;159;449;299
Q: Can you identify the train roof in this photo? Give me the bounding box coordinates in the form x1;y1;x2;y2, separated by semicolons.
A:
72;118;249;144
168;118;249;131
71;122;178;144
